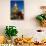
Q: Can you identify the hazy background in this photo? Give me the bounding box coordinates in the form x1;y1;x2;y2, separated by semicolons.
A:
0;0;46;41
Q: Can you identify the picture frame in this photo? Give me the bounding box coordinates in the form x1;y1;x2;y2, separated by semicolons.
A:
10;0;24;20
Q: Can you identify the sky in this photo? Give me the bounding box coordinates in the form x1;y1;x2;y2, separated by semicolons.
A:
11;0;24;11
11;0;24;1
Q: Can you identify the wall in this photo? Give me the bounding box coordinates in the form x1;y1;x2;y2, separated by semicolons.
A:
0;0;46;41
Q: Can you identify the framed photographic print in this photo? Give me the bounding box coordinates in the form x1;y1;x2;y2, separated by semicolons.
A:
10;0;24;20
